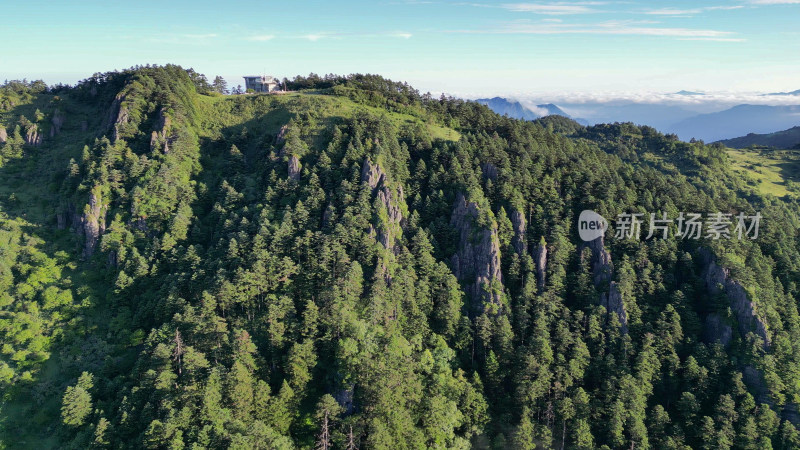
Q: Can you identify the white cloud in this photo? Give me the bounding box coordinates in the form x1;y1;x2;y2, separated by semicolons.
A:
304;34;324;41
458;20;739;38
246;35;275;41
391;32;414;39
507;91;800;107
644;6;744;15
501;3;601;15
182;33;218;39
645;8;702;15
679;37;747;42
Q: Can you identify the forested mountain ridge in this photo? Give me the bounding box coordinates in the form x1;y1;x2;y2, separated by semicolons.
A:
718;126;800;150
2;66;800;449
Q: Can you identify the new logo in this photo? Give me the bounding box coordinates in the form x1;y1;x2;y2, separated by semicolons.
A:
578;210;608;242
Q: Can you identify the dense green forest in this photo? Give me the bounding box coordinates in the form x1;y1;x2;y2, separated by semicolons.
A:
2;65;800;449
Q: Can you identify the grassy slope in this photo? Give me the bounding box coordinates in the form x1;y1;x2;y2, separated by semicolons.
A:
727;147;800;197
196;91;460;142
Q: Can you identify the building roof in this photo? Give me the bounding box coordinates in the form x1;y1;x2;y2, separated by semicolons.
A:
243;75;278;82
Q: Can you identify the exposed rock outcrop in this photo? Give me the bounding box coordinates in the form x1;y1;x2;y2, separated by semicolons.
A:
288;155;301;181
586;235;613;286
450;192;504;313
584;235;628;333
534;240;547;293
602;282;628;334
510;209;527;255
106;93;128;142
0;125;7;144
79;190;107;257
360;157;404;252
149;107;173;153
481;162;498;181
274;124;288;145
25;124;42;146
50;109;65;137
703;313;733;348
698;248;770;348
57;202;78;231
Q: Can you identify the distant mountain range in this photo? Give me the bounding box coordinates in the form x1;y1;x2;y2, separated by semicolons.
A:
475;97;587;124
475;96;800;143
765;89;800;96
667;105;800;143
717;126;800;149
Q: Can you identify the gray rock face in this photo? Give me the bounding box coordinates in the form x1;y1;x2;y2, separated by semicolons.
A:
510;209;527;255
481;163;498;181
584;236;628;332
699;248;770;348
288;155;301;181
0;125;7;143
50;109;65;137
602;282;629;334
703;313;733;348
149;108;172;153
106;93;128;143
361;157;384;190
25;124;42;146
450;192;504;312
361;157;404;252
57;202;77;231
534;241;547;293
335;385;355;416
274;124;288;145
80;191;107;257
586;235;613;286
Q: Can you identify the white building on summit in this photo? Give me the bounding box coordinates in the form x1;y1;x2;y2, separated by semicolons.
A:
243;75;280;93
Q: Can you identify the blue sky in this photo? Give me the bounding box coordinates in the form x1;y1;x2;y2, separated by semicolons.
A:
2;0;799;97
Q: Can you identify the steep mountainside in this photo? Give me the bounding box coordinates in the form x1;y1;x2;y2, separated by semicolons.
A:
2;67;800;449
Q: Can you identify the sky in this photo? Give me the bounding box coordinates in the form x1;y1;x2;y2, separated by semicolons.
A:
2;0;800;100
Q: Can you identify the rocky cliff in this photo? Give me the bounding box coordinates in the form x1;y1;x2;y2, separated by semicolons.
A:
534;240;547;293
288;155;301;181
50;109;65;137
24;123;42;146
80;189;107;257
107;93;128;143
510;209;527;255
149;107;172;153
0;125;8;144
698;248;770;348
361;157;404;253
584;235;628;333
450;192;504;313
